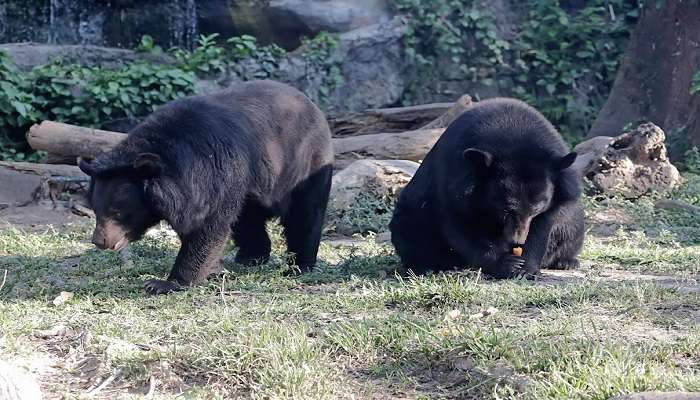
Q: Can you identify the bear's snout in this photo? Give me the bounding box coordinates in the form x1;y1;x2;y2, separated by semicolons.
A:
91;232;108;249
506;216;533;246
92;218;129;251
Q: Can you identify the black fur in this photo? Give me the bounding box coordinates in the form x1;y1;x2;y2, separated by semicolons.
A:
390;98;584;279
80;80;334;294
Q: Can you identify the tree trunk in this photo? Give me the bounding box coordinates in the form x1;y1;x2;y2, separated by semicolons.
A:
588;1;700;155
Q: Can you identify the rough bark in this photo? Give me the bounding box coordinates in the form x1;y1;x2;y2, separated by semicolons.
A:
588;1;700;155
419;95;472;129
328;102;452;137
333;128;445;164
0;161;86;178
44;153;79;165
328;94;471;137
333;94;473;166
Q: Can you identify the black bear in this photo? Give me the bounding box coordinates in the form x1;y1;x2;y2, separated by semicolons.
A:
79;80;334;294
390;98;584;279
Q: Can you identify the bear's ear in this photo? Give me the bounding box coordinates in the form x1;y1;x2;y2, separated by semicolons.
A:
78;158;96;176
463;148;493;170
131;153;163;178
555;152;577;170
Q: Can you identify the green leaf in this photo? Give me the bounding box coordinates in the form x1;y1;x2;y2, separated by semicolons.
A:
10;101;28;117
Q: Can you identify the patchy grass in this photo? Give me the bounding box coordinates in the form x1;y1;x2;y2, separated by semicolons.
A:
1;176;699;399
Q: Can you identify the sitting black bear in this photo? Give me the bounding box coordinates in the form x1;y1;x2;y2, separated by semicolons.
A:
80;80;334;294
390;98;584;279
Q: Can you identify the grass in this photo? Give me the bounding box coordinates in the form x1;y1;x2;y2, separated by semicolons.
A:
1;175;699;399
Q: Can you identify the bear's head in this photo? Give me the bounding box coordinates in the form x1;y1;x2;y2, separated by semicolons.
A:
463;148;577;246
79;153;163;251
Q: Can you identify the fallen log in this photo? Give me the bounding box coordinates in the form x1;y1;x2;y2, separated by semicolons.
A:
27;121;125;159
333;128;444;162
0;160;86;178
332;94;473;166
27;95;474;165
44;153;79;165
419;95;472;129
328;101;454;137
0;161;88;207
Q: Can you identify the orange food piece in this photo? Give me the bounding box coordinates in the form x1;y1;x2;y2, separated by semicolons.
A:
512;247;523;257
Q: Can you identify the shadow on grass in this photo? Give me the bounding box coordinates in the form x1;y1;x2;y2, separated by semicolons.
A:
0;238;403;301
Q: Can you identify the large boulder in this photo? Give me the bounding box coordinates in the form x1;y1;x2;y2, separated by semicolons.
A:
275;16;408;113
330;159;418;209
573;123;681;198
0;0;198;50
327;159;418;235
266;0;394;33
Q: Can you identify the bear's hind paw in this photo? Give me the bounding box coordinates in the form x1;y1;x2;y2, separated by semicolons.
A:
547;258;580;270
144;279;183;295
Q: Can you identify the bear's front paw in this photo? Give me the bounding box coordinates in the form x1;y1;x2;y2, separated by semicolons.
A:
144;279;183;295
487;254;525;279
513;265;540;280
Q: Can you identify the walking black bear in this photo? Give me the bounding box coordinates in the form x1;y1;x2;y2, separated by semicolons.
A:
390;98;584;279
80;80;334;294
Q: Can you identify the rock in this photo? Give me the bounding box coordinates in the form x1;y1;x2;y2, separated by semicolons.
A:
0;360;43;400
327;159;417;235
51;291;74;307
266;0;393;33
608;392;700;400
33;324;73;339
0;43;175;71
105;338;143;360
453;356;476;372
277;16;408;113
330;159;418;210
0;0;198;50
374;231;392;243
0;168;42;207
573;123;681;198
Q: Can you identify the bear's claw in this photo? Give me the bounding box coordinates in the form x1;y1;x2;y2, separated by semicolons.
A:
144;279;183;295
512;267;539;280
